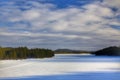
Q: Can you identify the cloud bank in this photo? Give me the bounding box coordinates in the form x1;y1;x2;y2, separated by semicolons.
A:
0;0;120;50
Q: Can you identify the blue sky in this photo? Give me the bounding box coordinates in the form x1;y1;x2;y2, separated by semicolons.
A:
0;0;120;50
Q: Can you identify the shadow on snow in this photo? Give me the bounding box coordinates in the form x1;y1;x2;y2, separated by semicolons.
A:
1;72;120;80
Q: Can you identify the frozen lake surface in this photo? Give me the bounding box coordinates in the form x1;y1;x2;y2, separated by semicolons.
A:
0;54;120;80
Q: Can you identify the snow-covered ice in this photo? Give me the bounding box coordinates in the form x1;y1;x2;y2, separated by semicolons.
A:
0;54;120;80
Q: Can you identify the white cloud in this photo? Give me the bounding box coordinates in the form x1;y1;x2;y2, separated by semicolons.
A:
0;0;120;50
22;10;41;20
104;0;120;8
0;31;91;40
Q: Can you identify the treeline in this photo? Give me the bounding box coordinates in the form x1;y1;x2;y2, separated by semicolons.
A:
0;47;54;59
55;49;91;54
93;46;120;56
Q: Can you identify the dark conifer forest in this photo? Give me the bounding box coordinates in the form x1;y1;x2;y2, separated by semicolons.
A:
93;46;120;56
0;47;54;59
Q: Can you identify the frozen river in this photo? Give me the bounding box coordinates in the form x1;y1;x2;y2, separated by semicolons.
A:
0;54;120;80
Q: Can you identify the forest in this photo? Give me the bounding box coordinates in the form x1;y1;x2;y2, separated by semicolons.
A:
0;47;54;59
93;46;120;56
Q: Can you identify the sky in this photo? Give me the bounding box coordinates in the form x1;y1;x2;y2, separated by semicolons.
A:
0;0;120;50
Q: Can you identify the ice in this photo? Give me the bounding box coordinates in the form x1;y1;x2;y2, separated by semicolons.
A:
0;54;120;80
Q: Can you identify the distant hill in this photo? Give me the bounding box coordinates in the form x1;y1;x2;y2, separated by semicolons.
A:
93;46;120;56
55;49;91;54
